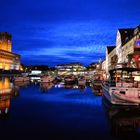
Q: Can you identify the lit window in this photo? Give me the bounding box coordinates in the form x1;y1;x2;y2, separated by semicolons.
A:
135;39;140;46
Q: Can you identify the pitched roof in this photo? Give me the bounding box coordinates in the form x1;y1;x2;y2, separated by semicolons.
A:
118;28;135;46
107;46;116;54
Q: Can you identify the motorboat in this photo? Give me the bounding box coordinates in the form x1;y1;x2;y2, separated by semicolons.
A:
28;70;42;83
64;75;77;84
102;64;140;105
84;74;91;83
55;76;62;83
91;71;104;96
78;76;86;86
41;75;55;83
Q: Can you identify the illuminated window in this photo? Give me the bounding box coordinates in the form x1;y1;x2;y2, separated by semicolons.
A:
135;39;140;46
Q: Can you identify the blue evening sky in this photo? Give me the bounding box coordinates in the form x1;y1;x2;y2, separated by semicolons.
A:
0;0;140;66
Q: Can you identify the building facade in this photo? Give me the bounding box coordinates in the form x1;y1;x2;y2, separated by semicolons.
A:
105;25;140;76
116;25;140;68
106;46;117;75
101;60;106;70
0;32;20;70
56;63;86;75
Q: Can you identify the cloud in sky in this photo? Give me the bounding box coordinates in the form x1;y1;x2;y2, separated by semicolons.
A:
0;0;140;66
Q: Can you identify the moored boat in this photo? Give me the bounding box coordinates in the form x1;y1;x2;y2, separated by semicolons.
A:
102;64;140;105
91;71;104;96
41;75;55;83
91;80;103;96
64;75;77;85
78;76;86;86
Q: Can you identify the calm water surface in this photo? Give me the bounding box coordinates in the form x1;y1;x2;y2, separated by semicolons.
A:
0;78;140;140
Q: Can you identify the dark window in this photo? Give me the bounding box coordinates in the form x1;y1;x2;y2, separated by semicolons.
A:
134;48;140;52
120;91;125;94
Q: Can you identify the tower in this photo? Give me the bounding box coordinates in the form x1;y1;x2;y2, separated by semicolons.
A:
0;32;12;52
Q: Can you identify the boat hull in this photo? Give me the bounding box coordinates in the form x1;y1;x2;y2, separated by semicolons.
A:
78;80;86;86
102;84;139;106
112;91;140;105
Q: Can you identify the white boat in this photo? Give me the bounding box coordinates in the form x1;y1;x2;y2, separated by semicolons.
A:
84;74;91;83
41;75;54;83
102;65;140;105
30;76;41;83
29;70;42;83
64;75;76;84
78;76;86;86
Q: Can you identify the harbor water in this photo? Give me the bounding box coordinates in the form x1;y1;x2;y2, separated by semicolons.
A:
0;78;140;140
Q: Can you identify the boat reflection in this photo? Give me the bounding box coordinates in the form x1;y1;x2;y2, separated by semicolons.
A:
40;82;54;92
103;97;140;137
40;82;87;92
14;81;30;87
0;78;20;117
64;84;78;89
77;85;86;92
54;82;86;90
90;84;102;96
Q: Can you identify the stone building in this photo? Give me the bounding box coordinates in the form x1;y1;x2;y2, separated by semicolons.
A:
0;32;20;70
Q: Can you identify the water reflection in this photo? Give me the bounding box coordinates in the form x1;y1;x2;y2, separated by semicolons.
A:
0;78;22;117
0;96;10;116
103;98;140;138
14;80;30;88
0;77;12;94
78;85;86;92
40;82;87;93
40;82;54;92
0;78;12;117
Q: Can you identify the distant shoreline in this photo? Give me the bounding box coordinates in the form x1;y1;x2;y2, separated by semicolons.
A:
0;74;21;77
0;70;21;77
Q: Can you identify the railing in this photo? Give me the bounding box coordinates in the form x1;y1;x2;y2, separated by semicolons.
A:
103;79;140;88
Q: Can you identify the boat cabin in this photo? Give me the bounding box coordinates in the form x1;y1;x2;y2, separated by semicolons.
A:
108;67;140;88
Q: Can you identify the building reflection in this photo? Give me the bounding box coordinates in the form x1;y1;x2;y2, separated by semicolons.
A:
0;96;10;116
103;98;140;137
0;77;12;94
0;78;20;117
